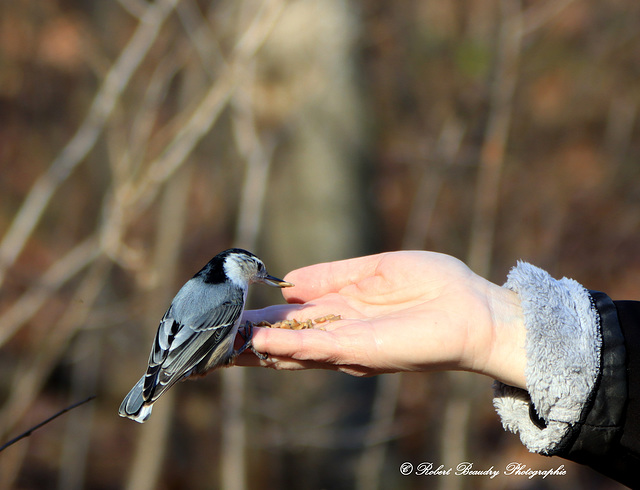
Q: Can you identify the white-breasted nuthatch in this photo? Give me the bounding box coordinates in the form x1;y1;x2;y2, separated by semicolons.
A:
119;248;292;423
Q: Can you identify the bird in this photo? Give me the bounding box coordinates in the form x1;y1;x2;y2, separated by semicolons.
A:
119;248;293;423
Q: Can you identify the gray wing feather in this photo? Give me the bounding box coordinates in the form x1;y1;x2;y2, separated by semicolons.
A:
142;282;245;402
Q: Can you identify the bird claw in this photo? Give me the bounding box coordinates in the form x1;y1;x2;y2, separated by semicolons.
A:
232;321;268;361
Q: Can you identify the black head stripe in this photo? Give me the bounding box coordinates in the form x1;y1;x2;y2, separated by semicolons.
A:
195;254;226;284
195;248;258;284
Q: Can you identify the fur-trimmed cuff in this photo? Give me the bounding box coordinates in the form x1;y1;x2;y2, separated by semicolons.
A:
493;261;601;454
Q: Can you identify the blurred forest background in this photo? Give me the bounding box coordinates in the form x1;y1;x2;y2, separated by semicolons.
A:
0;0;638;489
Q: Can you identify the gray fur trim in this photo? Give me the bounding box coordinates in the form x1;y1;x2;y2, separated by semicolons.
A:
493;261;601;454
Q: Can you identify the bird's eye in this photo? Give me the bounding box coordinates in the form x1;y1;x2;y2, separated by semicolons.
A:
257;262;265;272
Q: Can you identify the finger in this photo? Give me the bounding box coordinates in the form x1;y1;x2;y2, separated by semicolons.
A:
246;326;337;361
235;354;375;377
282;253;385;303
248;321;381;369
234;354;335;371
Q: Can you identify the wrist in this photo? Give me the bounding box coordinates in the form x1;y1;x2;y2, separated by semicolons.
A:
476;281;527;388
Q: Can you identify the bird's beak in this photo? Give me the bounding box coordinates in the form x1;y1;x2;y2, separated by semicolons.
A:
261;274;294;288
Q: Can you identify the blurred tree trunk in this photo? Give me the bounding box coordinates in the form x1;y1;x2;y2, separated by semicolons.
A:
246;1;373;488
258;0;372;271
125;164;193;490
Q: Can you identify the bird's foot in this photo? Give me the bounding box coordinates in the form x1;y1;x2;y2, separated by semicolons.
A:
232;321;268;361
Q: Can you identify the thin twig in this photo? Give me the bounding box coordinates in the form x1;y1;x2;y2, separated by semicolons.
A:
0;396;96;453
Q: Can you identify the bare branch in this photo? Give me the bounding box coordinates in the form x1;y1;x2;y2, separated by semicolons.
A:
0;0;179;288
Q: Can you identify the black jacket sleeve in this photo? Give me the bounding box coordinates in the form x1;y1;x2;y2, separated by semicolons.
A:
492;262;640;488
551;292;640;487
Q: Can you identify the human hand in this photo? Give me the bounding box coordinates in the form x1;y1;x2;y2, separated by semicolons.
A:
238;251;526;388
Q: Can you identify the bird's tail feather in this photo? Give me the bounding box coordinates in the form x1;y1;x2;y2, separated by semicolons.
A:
119;376;153;423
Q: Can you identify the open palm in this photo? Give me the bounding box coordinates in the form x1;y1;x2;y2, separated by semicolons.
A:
240;251;525;387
